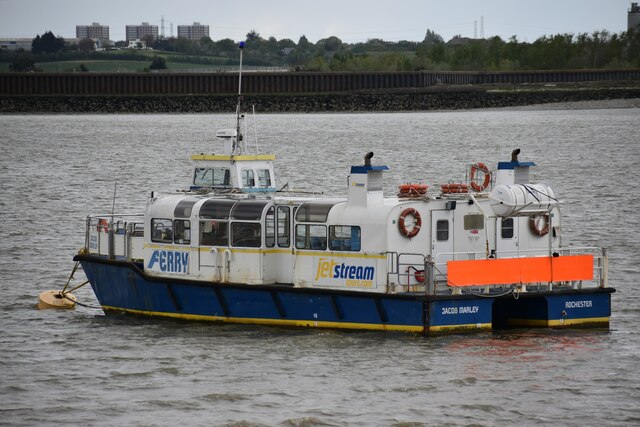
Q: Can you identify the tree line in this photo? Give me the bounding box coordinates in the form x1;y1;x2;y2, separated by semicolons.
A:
3;28;640;72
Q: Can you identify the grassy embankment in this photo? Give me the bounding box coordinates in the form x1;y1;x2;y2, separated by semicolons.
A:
1;49;234;73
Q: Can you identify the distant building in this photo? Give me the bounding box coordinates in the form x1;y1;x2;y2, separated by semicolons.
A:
630;3;640;31
0;38;33;51
177;22;210;40
126;22;158;42
128;39;149;49
76;22;110;40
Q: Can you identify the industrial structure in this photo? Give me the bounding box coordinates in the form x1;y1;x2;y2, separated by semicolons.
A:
126;22;158;42
177;22;210;40
630;3;640;31
76;22;110;40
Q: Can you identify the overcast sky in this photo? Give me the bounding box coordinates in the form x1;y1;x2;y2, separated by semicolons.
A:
0;0;634;43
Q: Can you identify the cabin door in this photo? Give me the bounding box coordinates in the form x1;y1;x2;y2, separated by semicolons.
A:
496;217;519;258
263;206;295;284
276;206;295;284
431;210;454;280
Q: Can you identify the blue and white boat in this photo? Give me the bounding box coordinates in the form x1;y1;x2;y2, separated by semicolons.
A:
72;47;614;335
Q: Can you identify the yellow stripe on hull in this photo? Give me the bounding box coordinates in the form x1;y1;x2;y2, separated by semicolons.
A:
508;317;610;327
101;305;424;333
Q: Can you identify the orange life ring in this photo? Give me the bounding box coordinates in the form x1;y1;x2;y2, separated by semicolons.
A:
398;208;422;238
414;269;425;283
440;183;468;194
98;218;109;233
529;214;550;236
470;162;491;192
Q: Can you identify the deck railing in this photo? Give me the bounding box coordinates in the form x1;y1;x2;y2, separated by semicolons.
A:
388;247;608;296
85;214;144;261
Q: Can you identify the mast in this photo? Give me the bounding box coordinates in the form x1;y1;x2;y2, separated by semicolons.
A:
234;41;245;155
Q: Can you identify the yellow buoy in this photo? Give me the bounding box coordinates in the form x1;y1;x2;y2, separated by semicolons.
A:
38;290;77;310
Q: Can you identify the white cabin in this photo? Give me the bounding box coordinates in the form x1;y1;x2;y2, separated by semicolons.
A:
83;147;603;297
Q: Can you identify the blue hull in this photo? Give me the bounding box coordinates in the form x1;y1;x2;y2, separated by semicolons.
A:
76;255;613;335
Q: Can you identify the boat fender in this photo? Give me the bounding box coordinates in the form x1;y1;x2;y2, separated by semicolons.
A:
529;214;550;237
470;162;491;192
398;208;422;238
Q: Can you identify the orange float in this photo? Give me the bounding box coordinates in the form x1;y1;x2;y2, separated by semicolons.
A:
398;208;422;238
470;162;491;192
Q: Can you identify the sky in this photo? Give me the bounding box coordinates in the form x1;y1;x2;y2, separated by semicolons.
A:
0;0;634;43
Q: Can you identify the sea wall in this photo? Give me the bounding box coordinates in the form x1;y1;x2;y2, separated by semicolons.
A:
2;69;640;95
2;86;640;113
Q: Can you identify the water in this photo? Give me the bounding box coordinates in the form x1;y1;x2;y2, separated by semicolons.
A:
1;106;639;426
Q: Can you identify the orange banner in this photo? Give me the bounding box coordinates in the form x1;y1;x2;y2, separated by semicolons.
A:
447;255;594;287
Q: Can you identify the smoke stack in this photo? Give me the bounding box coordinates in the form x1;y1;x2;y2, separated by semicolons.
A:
364;152;374;166
511;148;521;162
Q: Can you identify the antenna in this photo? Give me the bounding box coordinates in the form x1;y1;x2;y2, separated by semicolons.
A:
234;41;246;155
161;15;165;39
237;42;244;99
253;105;259;155
111;181;117;218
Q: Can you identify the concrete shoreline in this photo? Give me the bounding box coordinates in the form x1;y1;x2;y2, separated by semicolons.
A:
2;86;640;113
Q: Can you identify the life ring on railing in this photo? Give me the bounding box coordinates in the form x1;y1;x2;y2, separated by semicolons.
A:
98;218;109;233
529;214;550;236
470;162;491;192
398;208;422;238
414;269;425;283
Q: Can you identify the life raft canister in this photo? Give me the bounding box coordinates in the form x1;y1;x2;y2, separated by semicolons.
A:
398;208;422;238
398;183;428;197
470;162;491;192
529;214;550;236
440;183;469;194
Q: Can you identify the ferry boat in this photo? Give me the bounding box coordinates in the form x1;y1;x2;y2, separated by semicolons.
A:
71;49;614;335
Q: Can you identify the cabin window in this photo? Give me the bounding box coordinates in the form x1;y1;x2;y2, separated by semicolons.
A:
329;226;361;251
436;220;449;241
193;168;230;187
231;222;261;247
265;207;275;247
464;214;484;230
230;200;269;221
501;218;514;239
258;169;272;188
174;198;199;218
151;218;173;243
296;224;327;250
295;203;335;223
242;169;255;187
277;206;290;247
199;220;228;246
174;220;191;244
200;199;235;219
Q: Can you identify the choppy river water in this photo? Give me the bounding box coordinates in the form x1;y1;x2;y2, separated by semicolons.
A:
1;105;639;426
